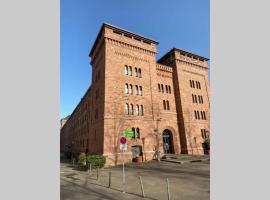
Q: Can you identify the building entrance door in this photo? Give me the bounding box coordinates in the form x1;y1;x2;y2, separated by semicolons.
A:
162;130;174;154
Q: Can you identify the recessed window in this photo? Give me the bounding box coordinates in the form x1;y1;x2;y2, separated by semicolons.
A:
168;86;171;94
158;84;161;92
135;67;138;77
125;103;129;115
165;85;168;93
130;104;134;115
161;84;164;93
135;85;139;95
138;68;142;78
125;83;129;94
197;111;200;120
129;66;132;76
139;86;142;96
129;84;133;94
136;105;139;116
163;100;166;110
166;100;170;110
140;105;144;116
194;110;197;119
194;95;198;103
125;65;128;75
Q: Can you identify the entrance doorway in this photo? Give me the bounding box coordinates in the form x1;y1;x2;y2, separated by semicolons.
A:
131;145;143;162
162;129;174;154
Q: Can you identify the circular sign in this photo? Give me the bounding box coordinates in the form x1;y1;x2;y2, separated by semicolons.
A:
120;136;127;144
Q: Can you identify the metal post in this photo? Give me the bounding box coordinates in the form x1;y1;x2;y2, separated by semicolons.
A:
108;171;111;188
97;167;99;180
166;178;171;200
139;176;145;198
89;163;92;175
122;149;125;193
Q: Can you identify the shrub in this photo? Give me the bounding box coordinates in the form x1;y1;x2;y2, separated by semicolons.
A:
78;153;87;166
86;155;106;169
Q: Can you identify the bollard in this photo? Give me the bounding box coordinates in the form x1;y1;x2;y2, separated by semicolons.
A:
166;178;171;200
72;158;75;166
97;167;99;180
139;176;145;198
88;163;92;175
108;171;111;188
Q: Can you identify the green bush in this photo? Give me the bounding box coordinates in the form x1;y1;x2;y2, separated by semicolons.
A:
78;153;87;166
86;155;106;169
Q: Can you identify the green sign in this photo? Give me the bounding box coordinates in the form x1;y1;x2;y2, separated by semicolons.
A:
122;130;134;138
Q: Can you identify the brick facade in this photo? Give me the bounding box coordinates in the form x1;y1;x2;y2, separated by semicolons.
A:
60;23;210;166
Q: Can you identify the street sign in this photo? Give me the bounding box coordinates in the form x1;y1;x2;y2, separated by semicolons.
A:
122;130;134;138
120;143;127;151
120;136;127;144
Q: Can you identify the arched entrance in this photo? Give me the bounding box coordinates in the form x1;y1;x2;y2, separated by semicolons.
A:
162;129;174;154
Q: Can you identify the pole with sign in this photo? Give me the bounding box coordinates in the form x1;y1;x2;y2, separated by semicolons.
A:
119;136;127;193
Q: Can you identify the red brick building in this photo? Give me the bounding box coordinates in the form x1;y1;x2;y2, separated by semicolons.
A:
60;23;210;165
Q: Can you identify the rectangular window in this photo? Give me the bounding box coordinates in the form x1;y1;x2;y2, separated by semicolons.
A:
194;111;197;119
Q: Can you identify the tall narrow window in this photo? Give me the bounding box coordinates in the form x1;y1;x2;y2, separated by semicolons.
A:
135;67;138;77
201;96;204;104
140;105;144;116
198;82;201;89
201;129;204;139
125;65;128;75
125;84;129;94
196;81;199;89
192;94;195;103
192;80;195;88
158;84;161;92
129;84;133;94
129;66;132;76
203;111;206;120
194;95;198;103
132;127;136;139
136;105;139;116
165;85;168;93
166;101;170;110
198;96;201;103
136;128;140;139
130;104;134;115
125;103;129;115
197;111;200;119
139;86;142;96
163;100;166;110
201;111;204;119
161;84;164;93
194;111;197;119
138;68;142;78
168;86;171;94
135;85;139;95
190;80;192;88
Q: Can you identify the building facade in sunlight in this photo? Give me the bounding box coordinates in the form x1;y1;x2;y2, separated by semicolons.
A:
60;23;210;165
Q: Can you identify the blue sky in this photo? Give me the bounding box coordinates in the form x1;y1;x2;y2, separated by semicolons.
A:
60;0;209;118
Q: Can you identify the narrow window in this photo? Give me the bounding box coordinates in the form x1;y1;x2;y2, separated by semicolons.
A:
201;129;204;138
197;111;200;119
138;68;142;78
139;86;142;96
161;84;164;93
125;103;129;115
203;111;206;120
136;105;139;116
163;100;166;110
165;85;168;93
196;81;199;89
140;105;144;116
166;101;170;110
129;84;133;94
198;82;201;89
192;80;195;88
135;67;138;77
136;128;140;139
194;111;197;119
125;83;129;94
204;129;207;138
194;95;198;103
135;85;139;95
132;127;136;139
158;84;161;92
192;94;195;103
130;104;134;115
168;86;171;94
190;80;192;88
129;66;132;76
125;65;128;75
201;96;204;104
201;111;204;119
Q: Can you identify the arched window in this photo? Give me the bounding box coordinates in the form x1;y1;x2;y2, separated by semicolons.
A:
125;83;129;94
197;111;200;119
129;84;133;94
136;128;140;139
135;85;139;95
125;65;128;75
139;86;142;96
129;66;132;76
161;84;164;93
130;104;134;115
165;85;168;93
140;105;144;116
163;100;166;110
168;86;171;94
158;84;161;92
125;103;129;115
132;127;136;139
135;67;138;77
166;101;170;110
136;105;139;116
138;68;142;78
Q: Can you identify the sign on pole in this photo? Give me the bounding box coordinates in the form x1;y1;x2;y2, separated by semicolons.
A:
122;130;134;138
120;143;127;151
120;136;127;144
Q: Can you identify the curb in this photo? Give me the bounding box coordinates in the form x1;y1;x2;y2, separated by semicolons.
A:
160;158;210;164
